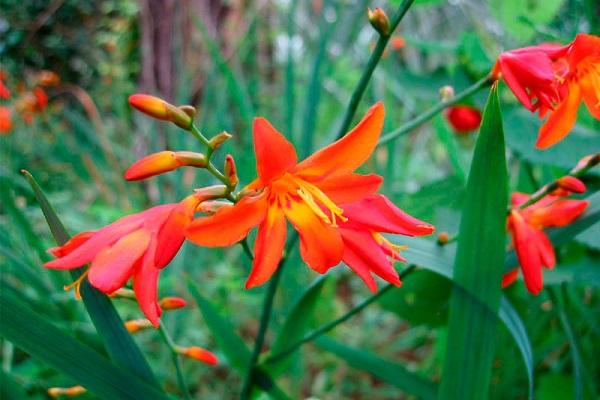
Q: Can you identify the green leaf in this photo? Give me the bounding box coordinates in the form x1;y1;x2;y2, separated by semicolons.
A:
0;370;29;400
439;85;508;399
20;170;158;386
269;276;327;376
0;289;169;400
315;336;438;400
490;0;566;41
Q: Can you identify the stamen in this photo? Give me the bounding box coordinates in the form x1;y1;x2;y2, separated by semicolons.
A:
63;269;90;300
297;188;331;224
294;178;347;227
373;233;408;258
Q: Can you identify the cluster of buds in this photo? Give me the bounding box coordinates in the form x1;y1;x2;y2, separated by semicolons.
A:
0;69;59;134
122;295;188;333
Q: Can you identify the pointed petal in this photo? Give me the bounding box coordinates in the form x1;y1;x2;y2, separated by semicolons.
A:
532;199;589;227
342;246;378;292
154;197;199;268
501;268;519;288
315;173;382;204
134;236;162;327
294;102;384;179
88;229;151;293
579;74;600;120
510;211;543;295
536;83;582;149
283;198;343;273
186;193;268;247
342;194;434;236
253;117;298;183
246;204;287;289
48;231;95;257
533;230;555;269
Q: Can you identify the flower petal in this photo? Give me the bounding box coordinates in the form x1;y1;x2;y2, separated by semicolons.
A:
134;235;162;327
88;229;151;293
253;117;298;184
579;73;600;120
536;83;582;149
315;173;382;204
341;246;378;293
246;203;287;289
342;194;434;236
294;102;384;179
154;197;199;268
531;199;589;227
510;211;543;295
533;230;555;269
48;231;95;258
283;198;343;273
186;193;268;247
501;268;519;288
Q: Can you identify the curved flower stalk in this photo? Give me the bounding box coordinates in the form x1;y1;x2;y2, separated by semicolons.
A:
493;33;600;149
504;187;589;294
186;102;435;289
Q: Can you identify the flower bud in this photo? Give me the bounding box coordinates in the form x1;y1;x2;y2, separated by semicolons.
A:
159;296;187;311
208;131;232;150
224;154;239;188
390;35;406;51
556;176;586;194
179;105;197;119
439;85;455;102
176;345;218;365
124;151;207;181
574;153;600;171
437;231;450;245
445;105;482;134
194;185;229;200
48;385;86;398
124;318;153;333
128;94;192;129
368;8;390;36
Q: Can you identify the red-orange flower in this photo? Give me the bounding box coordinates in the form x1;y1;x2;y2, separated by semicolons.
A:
45;194;203;326
505;192;588;294
0;71;10;99
444;105;482;133
0;106;12;134
186;103;434;289
493;34;600;149
338;195;434;291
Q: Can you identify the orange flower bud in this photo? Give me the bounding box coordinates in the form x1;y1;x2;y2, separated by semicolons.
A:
0;106;12;134
48;385;86;398
177;346;218;365
208;131;232;150
368;7;390;36
124;151;207;180
574;153;600;171
224;154;239;187
556;176;586;194
437;231;450;245
128;94;192;129
159;296;187;311
390;35;406;50
124;318;153;333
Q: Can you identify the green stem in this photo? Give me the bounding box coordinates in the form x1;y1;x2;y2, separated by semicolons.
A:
261;265;417;366
241;262;287;399
377;75;492;146
335;0;416;138
158;325;192;400
518;152;599;210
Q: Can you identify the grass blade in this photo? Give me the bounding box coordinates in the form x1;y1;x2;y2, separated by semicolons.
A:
439;85;508;399
20;170;158;386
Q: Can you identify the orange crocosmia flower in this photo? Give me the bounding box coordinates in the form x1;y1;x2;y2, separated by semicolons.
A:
444;105;482;134
505;192;588;294
45;194;203;326
338;195;434;292
186;103;387;288
0;77;10;99
494;33;600;149
33;87;48;111
0;106;12;134
390;36;406;51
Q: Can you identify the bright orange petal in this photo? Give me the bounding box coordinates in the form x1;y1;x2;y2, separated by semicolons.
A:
501;268;519;288
185;193;268;247
48;231;95;258
315;173;382;204
531;199;589;228
134;236;162;327
510;211;543;295
88;229;151;293
246;203;287;289
533;230;555;269
283;198;343;273
579;74;600;120
294;102;384;179
253;117;298;183
536;83;582;149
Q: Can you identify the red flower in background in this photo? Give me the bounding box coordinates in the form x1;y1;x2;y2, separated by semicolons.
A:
445;105;482;133
0;71;10;99
504;191;588;294
494;33;600;149
45;194;203;326
0;106;12;134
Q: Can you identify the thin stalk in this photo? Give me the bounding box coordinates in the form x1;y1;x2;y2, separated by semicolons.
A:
261;265;417;366
518;152;599;210
377;75;492;146
335;0;416;138
158;324;192;400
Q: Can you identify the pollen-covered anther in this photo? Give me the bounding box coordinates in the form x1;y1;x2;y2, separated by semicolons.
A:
63;269;90;300
295;179;347;227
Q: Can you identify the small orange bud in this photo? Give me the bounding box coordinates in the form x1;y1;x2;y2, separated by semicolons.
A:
129;94;192;129
445;105;482;134
574;153;600;171
208;131;232;150
48;385;86;398
224;154;239;188
177;346;218;365
390;35;406;50
124;318;153;333
159;296;187;311
0;106;12;134
437;232;450;245
124;151;207;180
556;176;586;194
368;7;390;36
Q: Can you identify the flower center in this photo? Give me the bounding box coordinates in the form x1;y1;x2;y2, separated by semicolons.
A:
291;176;347;227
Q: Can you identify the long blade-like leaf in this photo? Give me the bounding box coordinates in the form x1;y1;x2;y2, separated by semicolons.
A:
21;170;158;386
439;85;508;399
0;289;168;400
